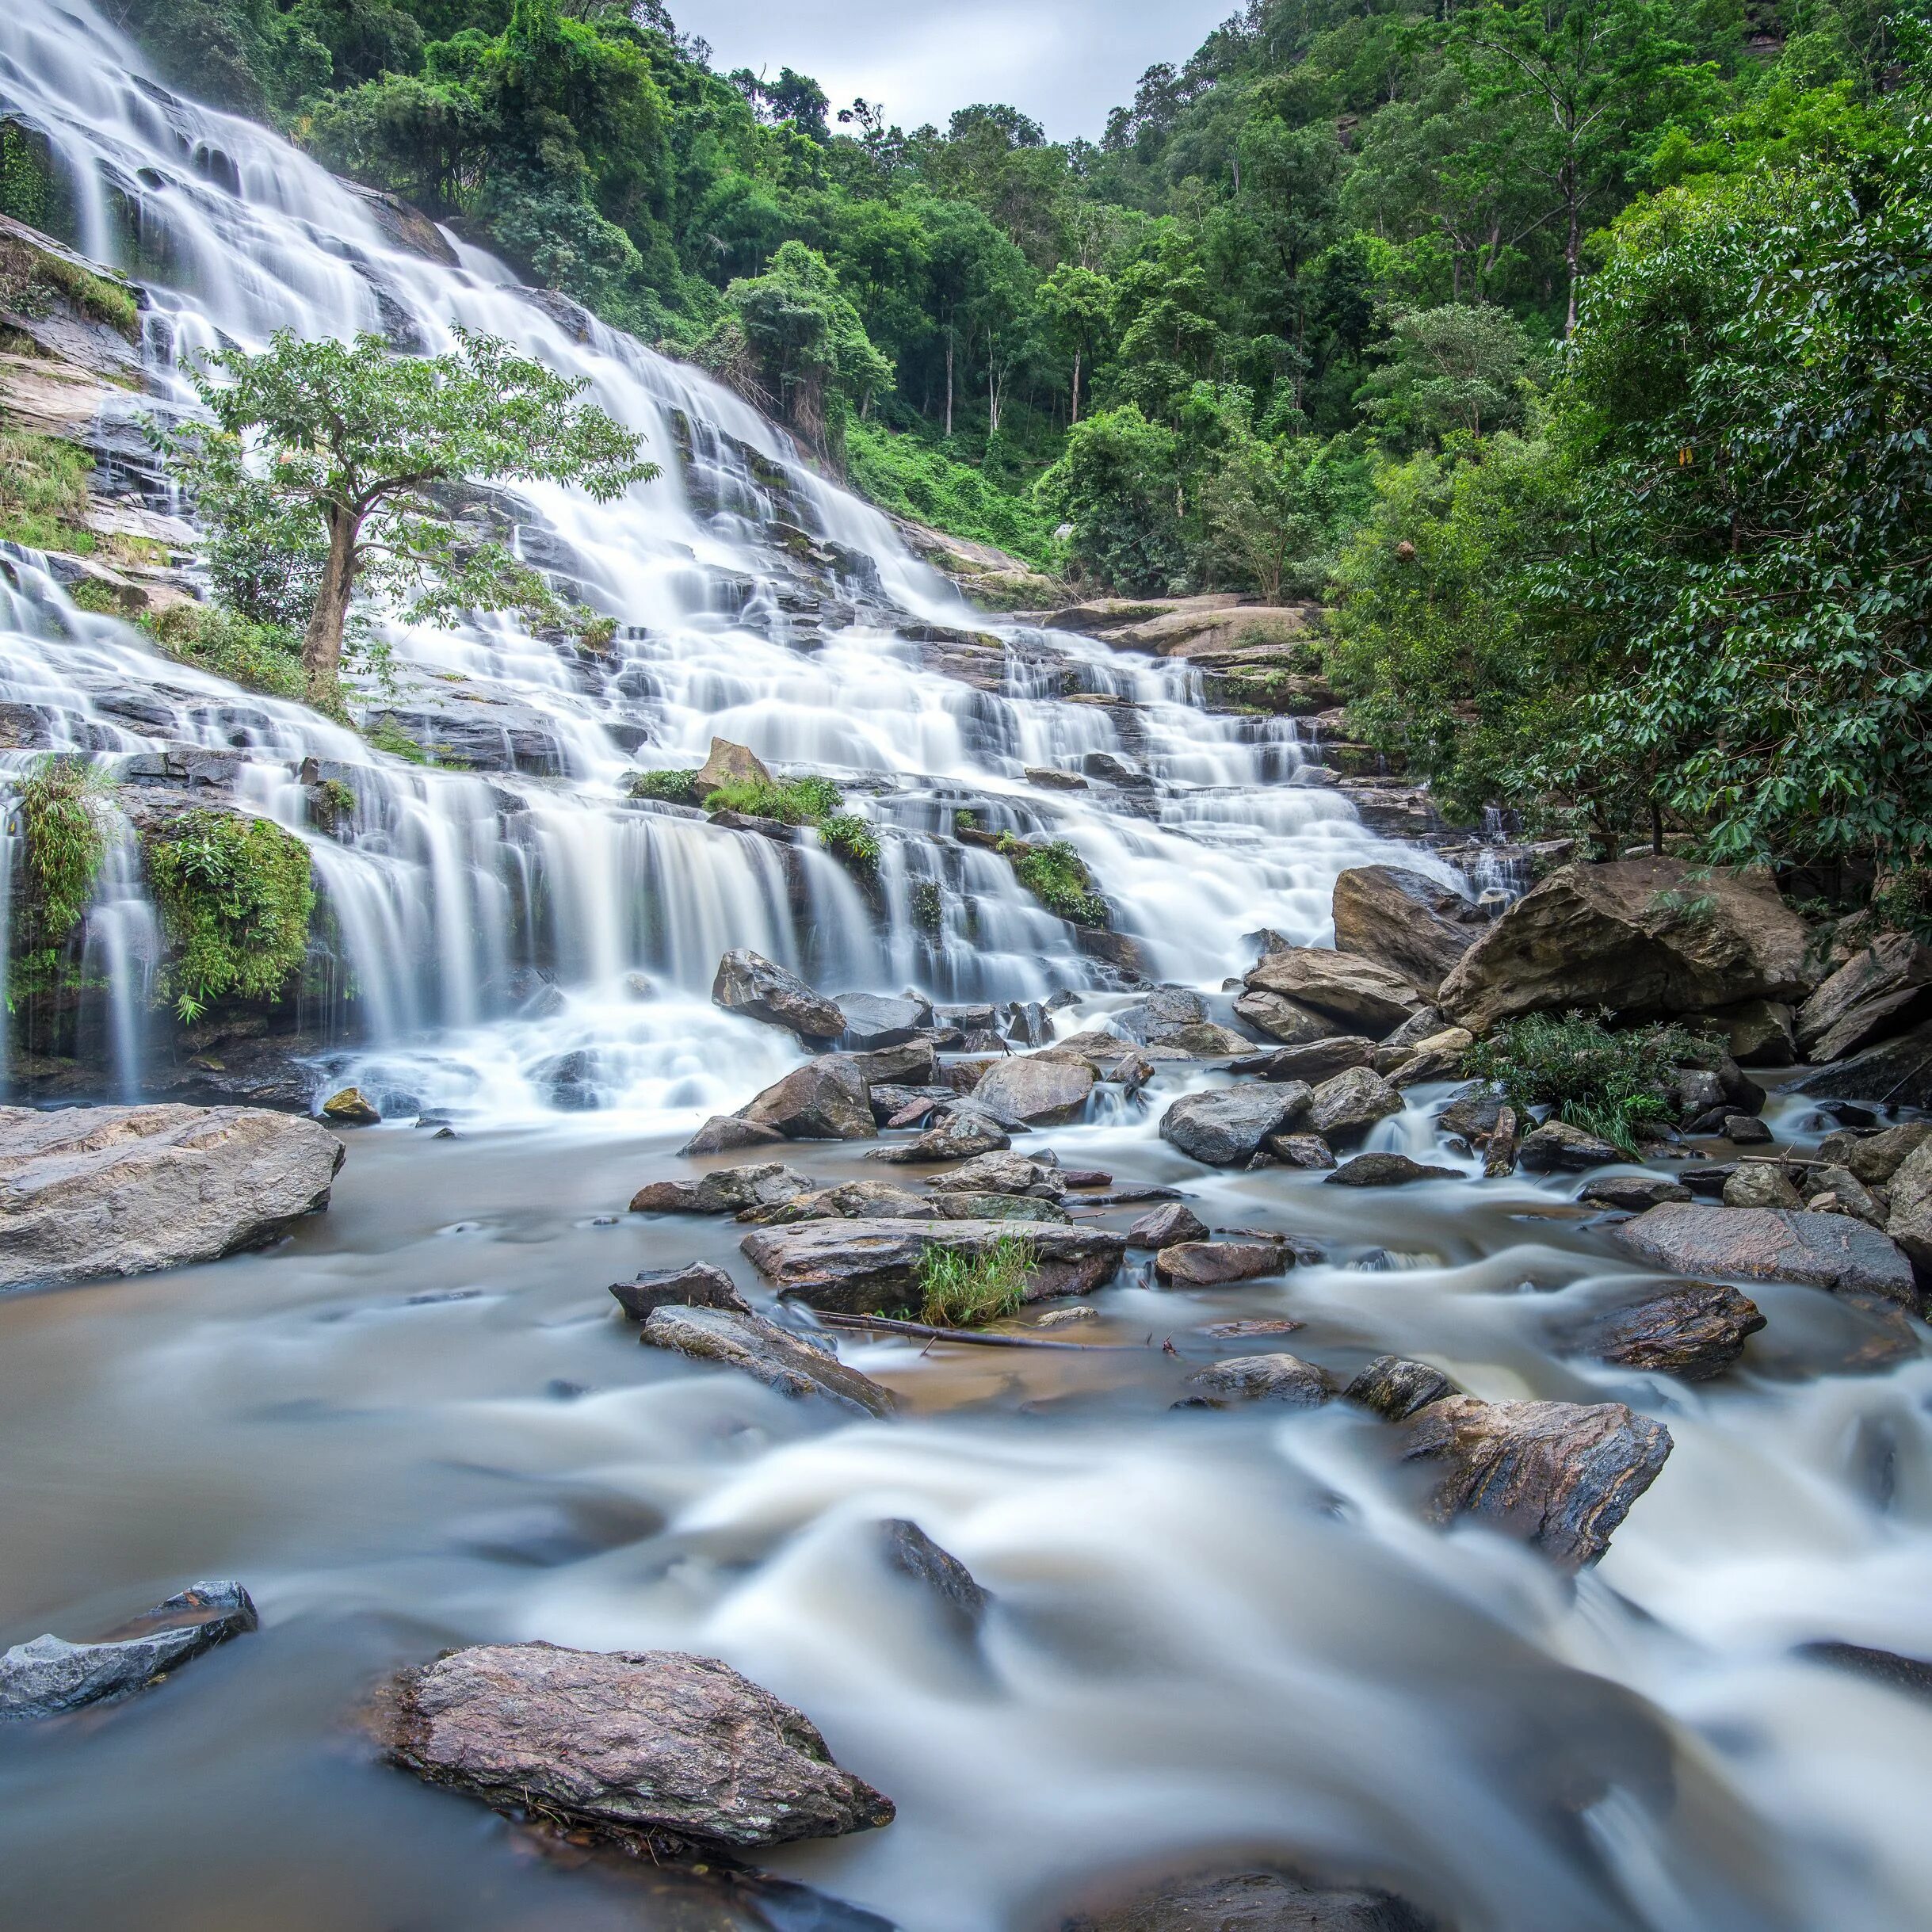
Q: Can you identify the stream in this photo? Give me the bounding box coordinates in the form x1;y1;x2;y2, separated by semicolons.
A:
1;6;1930;1929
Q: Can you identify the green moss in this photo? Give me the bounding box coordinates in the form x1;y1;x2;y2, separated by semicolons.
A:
0;121;61;235
578;609;618;651
628;768;701;805
7;755;113;1005
141;602;310;705
703;773;845;825
998;833;1108;928
0;426;95;554
915;1236;1037;1328
144;809;315;1022
0;223;139;340
846;421;1062;572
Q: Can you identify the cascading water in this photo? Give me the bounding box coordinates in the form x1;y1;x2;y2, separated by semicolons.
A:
2;10;1930;1932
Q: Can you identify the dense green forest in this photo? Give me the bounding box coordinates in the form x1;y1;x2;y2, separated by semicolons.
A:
92;0;1932;905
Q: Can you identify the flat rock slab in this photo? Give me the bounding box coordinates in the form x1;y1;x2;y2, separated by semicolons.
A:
1613;1204;1919;1306
1560;1283;1766;1380
1577;1175;1693;1212
641;1305;896;1418
1326;1154;1460;1188
1063;1865;1441;1932
1518;1121;1625;1172
741;1218;1127;1315
0;1104;344;1292
1346;1357;1458;1422
1;1581;258;1721
1401;1395;1673;1571
377;1644;895;1851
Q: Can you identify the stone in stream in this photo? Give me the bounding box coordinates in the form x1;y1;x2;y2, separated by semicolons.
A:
1159;1083;1312;1166
879;1519;990;1632
320;1086;381;1125
1154;1240;1287;1287
1386;1028;1476;1089
736;1060;877;1141
1559;1283;1766;1380
1204;1316;1305;1339
1228;1037;1377;1084
711;949;845;1041
1266;1132;1339;1170
376;1644;895;1851
629;1163;815;1216
1724;1114;1774;1146
740;1181;937;1225
1816;1121;1930;1186
1783;1019;1932;1113
840;1040;941;1088
739;1219;1128;1315
0;1581;258;1721
1400;1394;1674;1572
1182;1353;1333;1409
0;1104;344;1292
967;1054;1097;1126
1798;1640;1932;1701
1128;1201;1209;1248
1438;856;1812;1033
1325;1154;1461;1188
1806;1166;1887;1228
929;1193;1073;1226
1577;1175;1693;1213
1722;1163;1803;1210
609;1262;750;1320
640;1305;897;1418
1435;1085;1504;1144
1243;948;1430;1039
866;1113;1011;1164
1304;1067;1404;1145
1613;1205;1920;1304
1517;1121;1625;1173
695;735;773;792
834;991;932;1048
1345;1356;1458;1422
680;1116;787;1157
1332;863;1483;998
1232;988;1342;1044
1483;1107;1523;1178
930;1151;1063;1195
1060;1865;1441;1932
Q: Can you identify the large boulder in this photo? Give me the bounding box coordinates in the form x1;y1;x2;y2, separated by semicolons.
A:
740;1219;1127;1314
1439;857;1812;1033
1559;1283;1766;1380
711;950;844;1041
0;1105;343;1292
1613;1203;1919;1306
1815;1121;1930;1186
694;736;773;792
867;1113;1011;1163
1159;1083;1312;1166
1781;1020;1932;1112
1243;948;1430;1039
835;991;933;1048
1154;1240;1287;1286
736;1060;876;1140
1228;1037;1378;1084
1332;865;1482;998
1518;1121;1625;1173
1060;1865;1438;1932
1888;1138;1932;1271
0;1582;258;1722
932;1151;1062;1196
1346;1356;1459;1422
376;1644;895;1851
640;1304;897;1418
1325;1153;1461;1187
968;1054;1097;1125
1305;1067;1404;1144
1231;989;1341;1044
1400;1394;1673;1571
1128;1201;1210;1248
1796;934;1932;1063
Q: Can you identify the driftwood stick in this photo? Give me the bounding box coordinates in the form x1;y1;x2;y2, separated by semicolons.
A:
810;1310;1142;1351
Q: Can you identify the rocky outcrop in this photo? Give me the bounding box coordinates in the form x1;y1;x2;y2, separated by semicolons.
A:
968;1054;1097;1125
1232;988;1342;1044
1183;1354;1333;1408
712;949;845;1041
1159;1083;1311;1166
1576;1175;1693;1212
695;737;773;792
1228;1037;1378;1084
1705;998;1797;1067
1559;1284;1766;1380
1400;1395;1673;1571
1888;1138;1932;1271
1154;1241;1286;1286
1332;865;1482;998
1815;1122;1930;1186
377;1644;895;1851
737;1060;877;1140
0;1105;343;1292
640;1304;897;1418
1781;1020;1932;1112
1128;1202;1209;1248
0;1582;258;1721
740;1219;1127;1314
1613;1203;1918;1305
1244;948;1430;1038
1060;1865;1438;1932
1796;934;1932;1063
609;1262;750;1320
1439;857;1812;1033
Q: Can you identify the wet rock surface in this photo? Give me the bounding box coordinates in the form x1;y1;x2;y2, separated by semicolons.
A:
1613;1204;1919;1305
712;949;846;1041
1326;1154;1461;1189
1305;1067;1404;1144
640;1304;897;1418
1346;1357;1458;1422
1155;1241;1287;1287
1558;1283;1766;1380
970;1055;1098;1125
1517;1121;1625;1173
1331;865;1483;998
1128;1202;1210;1248
736;1061;878;1141
1183;1353;1333;1409
377;1644;896;1850
1577;1175;1693;1212
629;1163;815;1216
609;1262;750;1320
1058;1865;1442;1932
1159;1084;1311;1166
0;1104;344;1292
879;1519;990;1632
1244;948;1430;1038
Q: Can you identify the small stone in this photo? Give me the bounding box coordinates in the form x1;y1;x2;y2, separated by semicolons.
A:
1724;1114;1774;1145
1266;1132;1338;1170
609;1262;749;1320
1325;1153;1460;1188
1305;1066;1405;1144
1577;1175;1694;1212
321;1086;381;1126
1184;1353;1332;1408
640;1304;897;1418
1723;1163;1803;1210
1518;1121;1625;1172
1154;1240;1286;1286
1034;1306;1098;1328
1128;1201;1209;1248
1812;1165;1884;1226
1203;1316;1304;1338
879;1519;990;1632
1345;1355;1457;1421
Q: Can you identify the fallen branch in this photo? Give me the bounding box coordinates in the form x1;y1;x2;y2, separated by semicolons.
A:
808;1310;1143;1351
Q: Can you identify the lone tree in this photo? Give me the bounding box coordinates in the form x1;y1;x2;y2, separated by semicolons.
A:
158;328;653;705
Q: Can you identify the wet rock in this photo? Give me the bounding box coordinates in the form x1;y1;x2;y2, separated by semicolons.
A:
1704;998;1796;1067
744;1181;937;1225
640;1305;896;1418
1025;766;1089;790
1005;998;1051;1046
1678;1162;1738;1198
0;1581;258;1722
880;1519;990;1632
867;1114;1011;1164
1332;865;1482;998
740;1220;1128;1315
630;1164;816;1216
1266;1132;1339;1170
1305;1067;1404;1145
841;1040;941;1088
1723;1163;1803;1210
836;991;933;1048
1613;1204;1919;1306
1155;1240;1287;1286
1387;1028;1476;1088
1184;1353;1333;1408
1782;1020;1932;1113
1244;948;1430;1039
1560;1283;1766;1380
712;949;845;1041
737;1060;877;1141
609;1263;750;1321
1325;1153;1461;1188
1401;1394;1674;1571
1796;933;1932;1062
1232;989;1342;1044
695;736;773;792
320;1086;381;1126
0;1104;344;1292
1518;1121;1625;1173
1435;1085;1504;1144
1889;1138;1932;1270
1576;1175;1693;1212
1228;1037;1377;1084
1204;1316;1305;1339
929;1193;1073;1225
969;1055;1097;1126
1060;1865;1440;1932
1816;1122;1930;1186
1724;1114;1774;1145
1113;986;1207;1044
1159;1083;1312;1166
1128;1202;1209;1248
377;1643;895;1850
933;1151;1061;1196
680;1116;788;1157
1799;1641;1932;1701
1483;1107;1523;1178
1806;1165;1886;1227
1346;1356;1458;1421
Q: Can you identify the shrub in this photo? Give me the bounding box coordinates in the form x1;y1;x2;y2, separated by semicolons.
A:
1461;1010;1711;1153
998;834;1107;927
628;768;701;805
0;427;95;553
819;811;880;874
911;879;945;933
142;603;310;706
9;755;113;1002
846;420;1061;571
704;774;845;825
916;1236;1037;1328
144;809;315;1021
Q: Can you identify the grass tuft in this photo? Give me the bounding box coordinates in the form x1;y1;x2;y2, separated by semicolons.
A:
915;1235;1038;1328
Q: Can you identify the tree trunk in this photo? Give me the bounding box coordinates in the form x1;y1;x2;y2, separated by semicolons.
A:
1071;347;1082;426
944;330;955;437
302;504;358;705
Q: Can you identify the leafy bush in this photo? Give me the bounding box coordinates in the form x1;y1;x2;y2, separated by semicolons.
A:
144;809;315;1022
704;774;845;825
846;421;1061;570
911;879;945;933
998;834;1107;927
142;603;311;707
628;768;701;805
819;811;880;873
916;1236;1037;1328
1461;1010;1711;1153
9;756;113;1002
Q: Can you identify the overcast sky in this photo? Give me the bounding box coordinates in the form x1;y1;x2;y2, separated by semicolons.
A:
678;2;1238;143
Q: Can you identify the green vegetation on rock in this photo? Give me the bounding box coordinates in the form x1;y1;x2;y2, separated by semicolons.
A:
703;773;844;825
7;755;113;1004
846;422;1061;571
819;811;880;876
141;604;311;708
628;768;702;806
144;809;315;1022
998;833;1107;928
916;1235;1037;1328
0;427;96;554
